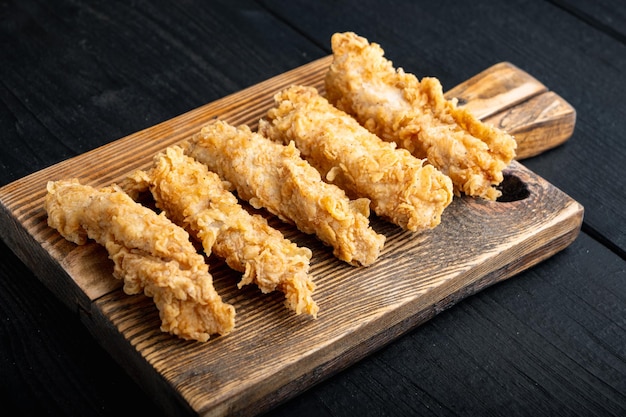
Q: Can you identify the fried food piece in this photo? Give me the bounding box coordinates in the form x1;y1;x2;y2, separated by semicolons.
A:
128;145;318;317
183;120;385;267
259;85;453;232
325;32;517;200
45;179;235;342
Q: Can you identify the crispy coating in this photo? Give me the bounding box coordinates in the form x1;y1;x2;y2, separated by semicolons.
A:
128;145;318;317
45;179;235;342
183;120;385;267
260;85;453;232
325;32;517;200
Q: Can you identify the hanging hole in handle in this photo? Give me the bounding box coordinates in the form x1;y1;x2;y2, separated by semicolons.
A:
496;173;530;202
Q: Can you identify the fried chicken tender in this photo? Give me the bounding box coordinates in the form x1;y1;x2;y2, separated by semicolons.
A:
45;179;235;342
127;145;319;317
259;85;453;232
183;120;385;267
325;32;517;200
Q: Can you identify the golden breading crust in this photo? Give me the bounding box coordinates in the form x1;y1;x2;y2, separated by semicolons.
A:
259;85;453;232
325;32;517;200
183;120;385;267
45;179;235;342
128;145;319;317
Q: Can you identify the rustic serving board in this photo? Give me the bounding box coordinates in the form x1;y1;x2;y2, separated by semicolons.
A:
0;56;582;416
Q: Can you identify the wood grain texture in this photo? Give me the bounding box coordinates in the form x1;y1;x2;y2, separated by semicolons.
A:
553;0;626;42
0;0;325;188
0;57;583;416
445;61;548;119
0;240;166;416
445;62;576;159
483;91;576;159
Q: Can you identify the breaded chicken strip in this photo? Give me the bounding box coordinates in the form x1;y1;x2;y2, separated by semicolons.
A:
127;146;319;317
45;179;235;342
259;85;453;232
183;120;385;267
325;32;517;200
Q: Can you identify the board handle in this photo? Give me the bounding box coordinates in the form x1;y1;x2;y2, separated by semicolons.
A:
445;62;576;159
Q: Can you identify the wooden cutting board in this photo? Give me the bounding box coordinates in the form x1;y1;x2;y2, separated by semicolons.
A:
0;56;582;417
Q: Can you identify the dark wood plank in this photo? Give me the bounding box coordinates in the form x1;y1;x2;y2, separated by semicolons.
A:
0;239;168;417
551;0;626;43
268;232;626;416
0;0;326;187
259;0;626;255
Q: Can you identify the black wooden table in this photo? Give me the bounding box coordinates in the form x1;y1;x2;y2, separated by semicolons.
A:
1;1;625;416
